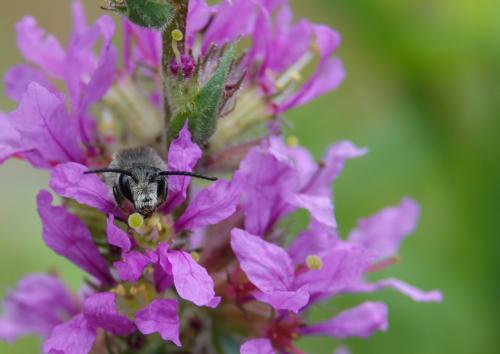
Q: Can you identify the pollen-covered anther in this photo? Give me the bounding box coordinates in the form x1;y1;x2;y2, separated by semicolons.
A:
286;135;299;147
171;29;184;42
305;254;323;270
290;71;302;82
128;212;144;229
190;251;201;263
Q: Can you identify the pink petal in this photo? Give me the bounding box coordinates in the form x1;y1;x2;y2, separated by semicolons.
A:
302;302;388;339
241;338;276;354
50;162;121;215
163;250;218;307
4;64;55;102
83;292;134;336
6;83;82;165
43;314;96;354
286;193;336;228
135;299;181;346
348;198;420;259
163;123;202;212
348;278;443;303
175;178;241;231
36;190;113;285
106;214;131;252
114;251;152;283
15;16;66;78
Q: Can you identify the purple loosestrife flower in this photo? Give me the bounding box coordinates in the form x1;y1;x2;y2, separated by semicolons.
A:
0;1;441;353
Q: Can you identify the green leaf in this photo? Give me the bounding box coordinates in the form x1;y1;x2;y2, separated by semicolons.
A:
118;0;175;29
169;45;235;146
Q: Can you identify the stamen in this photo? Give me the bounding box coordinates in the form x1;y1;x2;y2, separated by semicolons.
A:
305;255;323;270
275;51;313;89
128;213;144;229
171;29;183;66
286;135;299;147
190;251;201;263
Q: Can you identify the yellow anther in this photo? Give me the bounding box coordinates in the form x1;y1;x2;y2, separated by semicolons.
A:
128;213;144;229
286;135;299;147
306;255;323;270
115;284;126;296
171;29;184;42
129;286;138;295
190;251;201;263
290;71;302;82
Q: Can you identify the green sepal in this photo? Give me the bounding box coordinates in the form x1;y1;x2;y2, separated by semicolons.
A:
168;45;235;146
116;0;175;29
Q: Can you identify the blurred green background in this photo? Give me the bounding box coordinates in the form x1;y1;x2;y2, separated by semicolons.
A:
0;1;498;353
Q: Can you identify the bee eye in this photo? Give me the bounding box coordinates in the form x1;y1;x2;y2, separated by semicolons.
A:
118;174;134;202
157;177;167;202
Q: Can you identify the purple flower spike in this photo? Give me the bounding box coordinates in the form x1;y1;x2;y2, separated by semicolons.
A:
37;190;114;285
135;299;181;346
302;302;388;339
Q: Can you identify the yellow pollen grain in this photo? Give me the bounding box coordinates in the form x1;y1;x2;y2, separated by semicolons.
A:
190;251;201;263
306;254;323;270
290;71;302;81
128;213;144;229
129;286;138;295
171;29;184;42
115;284;126;296
286;135;299;147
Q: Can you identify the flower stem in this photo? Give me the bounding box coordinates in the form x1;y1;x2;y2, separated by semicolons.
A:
161;0;188;152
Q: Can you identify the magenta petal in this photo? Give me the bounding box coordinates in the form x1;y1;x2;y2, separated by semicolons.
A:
163;124;202;211
294;243;373;296
240;338;276;354
175;178;241;231
288;222;338;265
349;278;443;303
114;251;152;283
106;214;131;252
7;82;82;165
43;314;96;354
16;16;66;78
231;228;294;291
348;198;420;259
0;274;76;341
280;25;344;112
83;292;134;336
286;193;336;228
135;299;181;346
164;250;217;307
50;162;120;215
36;190;114;285
253;287;309;313
303;140;368;197
302;302;388;339
4;64;55;102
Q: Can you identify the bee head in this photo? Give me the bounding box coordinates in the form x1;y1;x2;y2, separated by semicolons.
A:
84;167;217;217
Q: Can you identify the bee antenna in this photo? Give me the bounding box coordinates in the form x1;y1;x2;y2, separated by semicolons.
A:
84;168;139;183
158;171;218;181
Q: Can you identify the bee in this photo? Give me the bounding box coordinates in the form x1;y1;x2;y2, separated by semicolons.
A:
84;147;217;217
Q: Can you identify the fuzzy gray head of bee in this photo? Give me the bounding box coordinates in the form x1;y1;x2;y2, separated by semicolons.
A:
83;147;217;217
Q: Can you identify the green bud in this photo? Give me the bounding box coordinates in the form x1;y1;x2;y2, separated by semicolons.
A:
168;44;236;146
114;0;175;29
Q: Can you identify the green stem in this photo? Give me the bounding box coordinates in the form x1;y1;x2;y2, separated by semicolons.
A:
162;0;188;152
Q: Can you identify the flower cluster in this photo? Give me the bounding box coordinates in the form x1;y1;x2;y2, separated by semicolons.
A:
0;1;441;353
